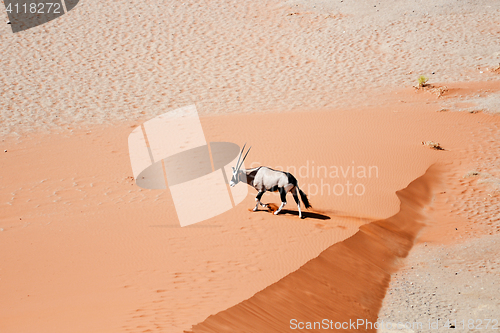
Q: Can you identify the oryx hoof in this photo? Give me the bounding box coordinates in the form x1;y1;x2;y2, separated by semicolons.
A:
253;207;258;212
274;211;280;215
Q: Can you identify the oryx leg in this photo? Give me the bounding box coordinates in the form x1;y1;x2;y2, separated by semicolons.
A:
292;187;302;218
274;185;292;215
253;191;266;211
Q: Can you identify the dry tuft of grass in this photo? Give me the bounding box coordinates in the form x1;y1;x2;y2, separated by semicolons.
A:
422;141;445;150
464;170;483;178
492;63;500;74
428;86;448;98
468;109;483;114
414;76;448;97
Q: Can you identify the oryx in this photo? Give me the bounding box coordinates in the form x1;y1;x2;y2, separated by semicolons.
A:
229;144;311;218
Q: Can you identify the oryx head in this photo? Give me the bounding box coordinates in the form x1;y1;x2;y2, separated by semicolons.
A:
230;143;251;187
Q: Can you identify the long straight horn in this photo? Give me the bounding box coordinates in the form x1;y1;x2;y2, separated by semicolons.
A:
235;143;246;170
237;146;251;171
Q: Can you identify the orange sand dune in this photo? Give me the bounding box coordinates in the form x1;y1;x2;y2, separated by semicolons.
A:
1;83;499;332
186;165;442;333
2;0;500;329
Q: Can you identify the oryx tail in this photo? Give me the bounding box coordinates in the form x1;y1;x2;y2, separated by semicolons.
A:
297;186;311;209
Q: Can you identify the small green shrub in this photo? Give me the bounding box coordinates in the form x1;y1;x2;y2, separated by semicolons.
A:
418;75;428;87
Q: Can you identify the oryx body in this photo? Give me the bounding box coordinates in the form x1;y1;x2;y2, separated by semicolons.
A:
229;145;311;218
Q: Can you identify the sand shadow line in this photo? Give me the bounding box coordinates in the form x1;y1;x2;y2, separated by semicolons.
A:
280;209;331;220
252;207;331;220
149;225;222;228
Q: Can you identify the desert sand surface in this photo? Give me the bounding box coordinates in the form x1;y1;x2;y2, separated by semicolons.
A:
186;83;500;333
1;0;500;135
2;85;500;332
1;0;500;332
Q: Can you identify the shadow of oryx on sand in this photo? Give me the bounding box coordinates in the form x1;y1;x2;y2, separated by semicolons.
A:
249;203;331;220
250;203;379;223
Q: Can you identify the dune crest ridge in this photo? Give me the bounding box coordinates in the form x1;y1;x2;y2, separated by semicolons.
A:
186;164;442;333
